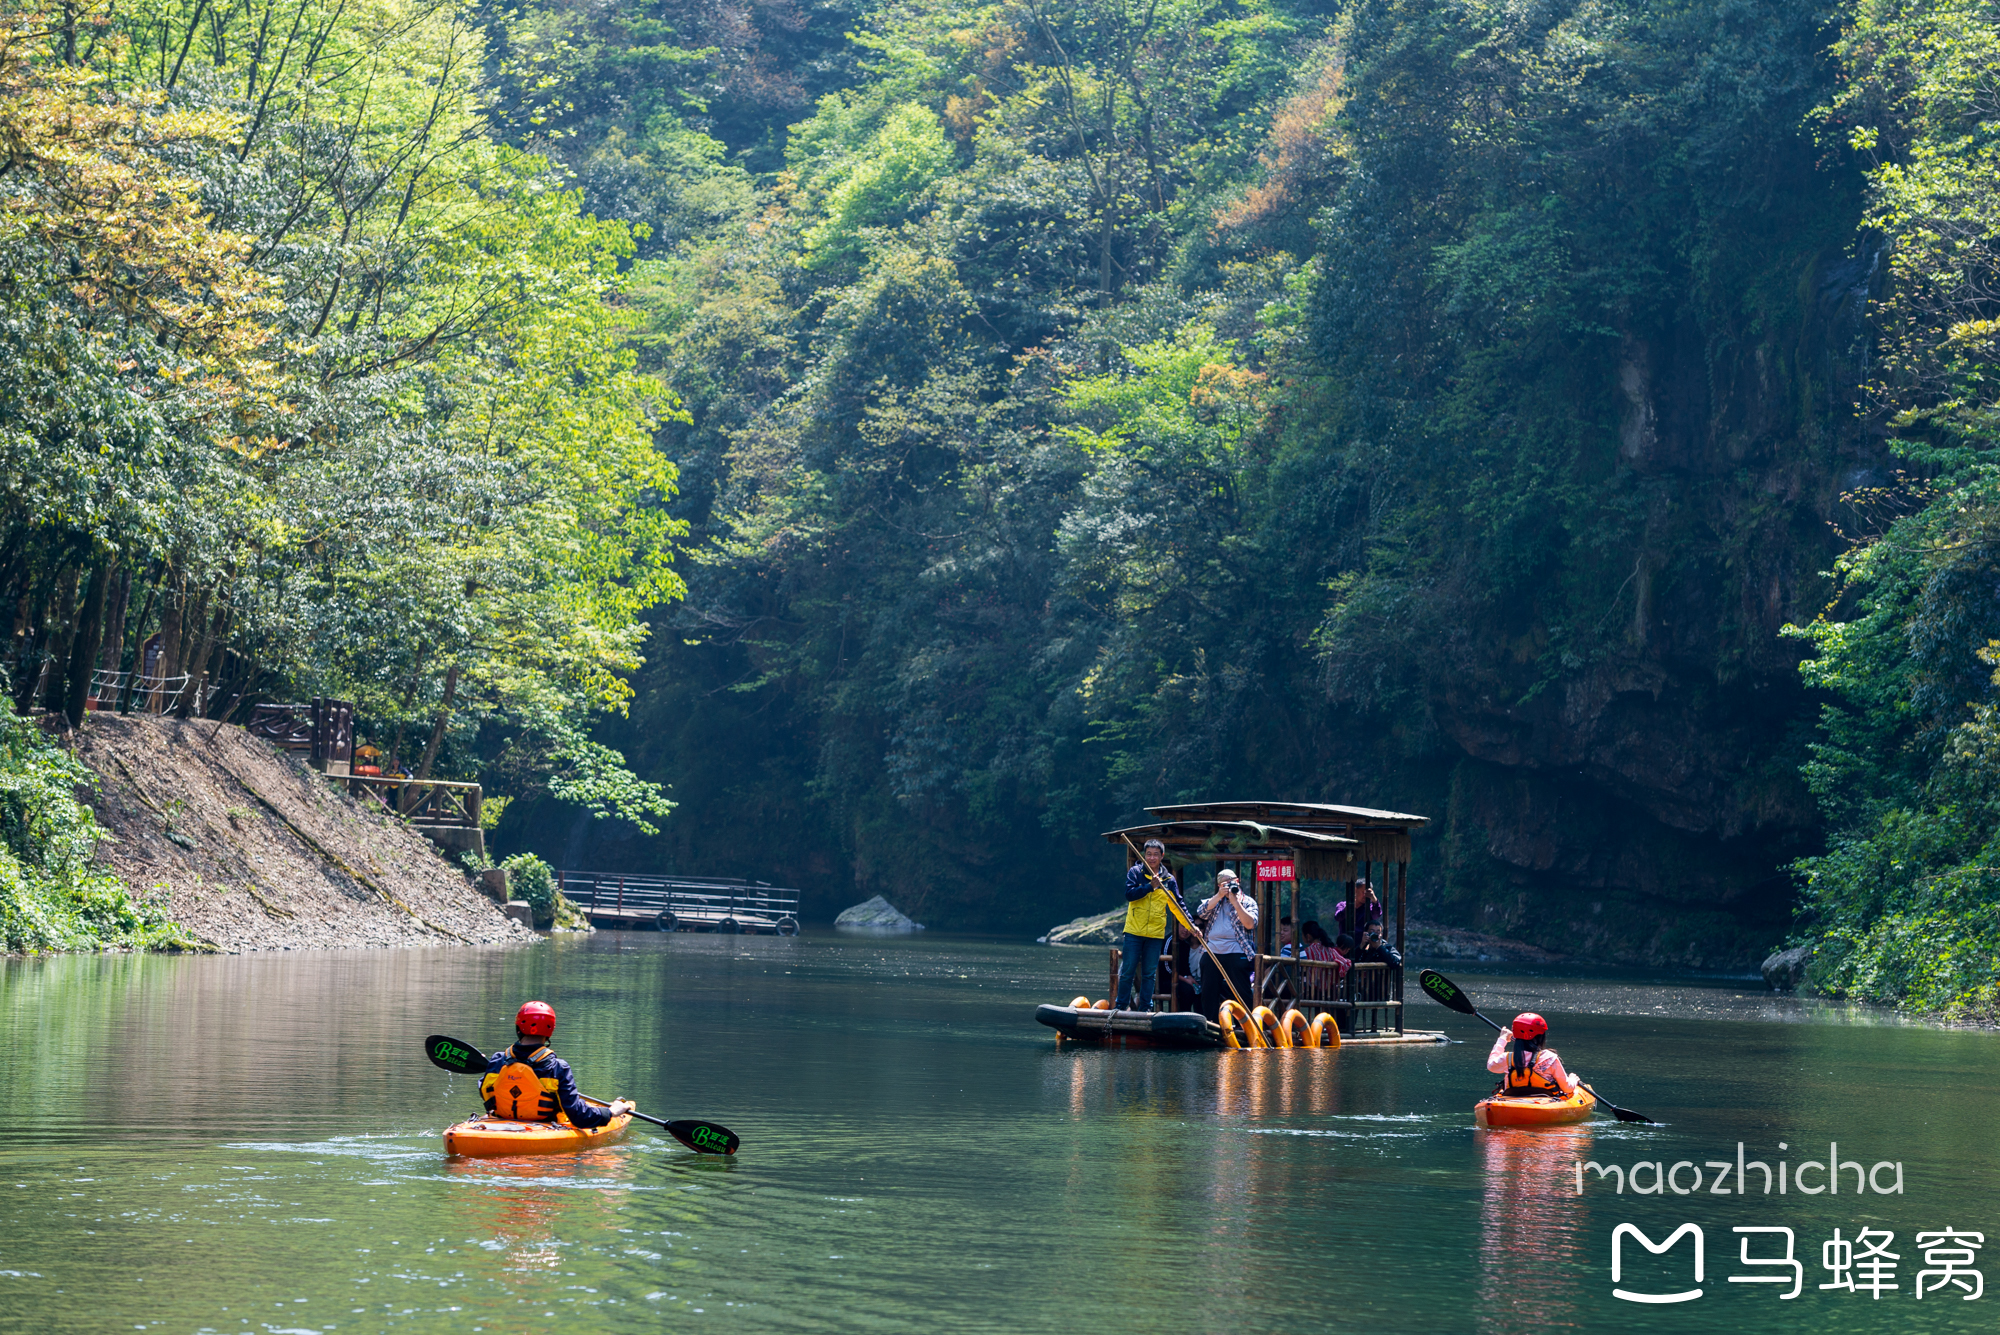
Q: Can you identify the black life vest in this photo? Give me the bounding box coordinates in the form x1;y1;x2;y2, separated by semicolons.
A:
481;1045;563;1122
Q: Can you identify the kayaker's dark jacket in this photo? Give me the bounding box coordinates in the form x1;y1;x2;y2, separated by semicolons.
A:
482;1042;617;1127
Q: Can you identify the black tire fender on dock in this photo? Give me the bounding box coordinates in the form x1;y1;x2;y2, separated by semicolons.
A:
718;918;740;934
776;917;800;936
655;909;677;931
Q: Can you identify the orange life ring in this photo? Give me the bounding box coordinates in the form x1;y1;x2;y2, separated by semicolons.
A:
1217;1000;1262;1049
1069;996;1092;1009
1310;1013;1342;1049
1251;1005;1292;1048
1280;1008;1313;1047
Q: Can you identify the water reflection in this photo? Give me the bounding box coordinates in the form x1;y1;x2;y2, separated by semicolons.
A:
446;1149;637;1273
1213;1048;1340;1119
1477;1125;1594;1334
1048;1046;1348;1122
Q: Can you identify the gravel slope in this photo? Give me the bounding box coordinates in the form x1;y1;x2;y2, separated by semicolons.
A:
74;713;534;952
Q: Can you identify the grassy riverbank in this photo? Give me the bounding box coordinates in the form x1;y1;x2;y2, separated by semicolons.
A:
0;712;192;953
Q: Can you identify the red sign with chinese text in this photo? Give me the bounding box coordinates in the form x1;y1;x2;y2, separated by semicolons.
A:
1255;860;1296;881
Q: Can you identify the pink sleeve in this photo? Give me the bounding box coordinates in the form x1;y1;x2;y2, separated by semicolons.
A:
1538;1050;1577;1093
1486;1031;1511;1073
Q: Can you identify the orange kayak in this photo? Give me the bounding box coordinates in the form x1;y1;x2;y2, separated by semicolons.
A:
444;1113;632;1157
1475;1085;1596;1127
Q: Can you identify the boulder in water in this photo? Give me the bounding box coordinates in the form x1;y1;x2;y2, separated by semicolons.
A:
835;894;923;932
1038;907;1124;946
1761;944;1813;992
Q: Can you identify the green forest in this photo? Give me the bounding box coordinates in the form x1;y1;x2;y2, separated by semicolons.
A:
2;0;1998;1014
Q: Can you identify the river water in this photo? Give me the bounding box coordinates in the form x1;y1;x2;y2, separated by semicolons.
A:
1;931;1994;1334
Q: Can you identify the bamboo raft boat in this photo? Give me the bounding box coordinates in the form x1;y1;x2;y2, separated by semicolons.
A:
1037;800;1449;1049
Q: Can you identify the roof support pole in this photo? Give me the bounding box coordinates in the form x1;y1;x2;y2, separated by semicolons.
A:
1396;860;1407;1034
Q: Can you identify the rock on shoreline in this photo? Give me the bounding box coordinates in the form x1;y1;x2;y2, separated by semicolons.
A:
1038;907;1123;946
1761;944;1813;992
835;895;923;932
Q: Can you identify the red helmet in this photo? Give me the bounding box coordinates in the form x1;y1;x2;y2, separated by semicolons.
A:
515;1001;556;1037
1511;1012;1548;1040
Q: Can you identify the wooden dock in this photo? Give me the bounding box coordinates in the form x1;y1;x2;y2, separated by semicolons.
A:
556;871;801;934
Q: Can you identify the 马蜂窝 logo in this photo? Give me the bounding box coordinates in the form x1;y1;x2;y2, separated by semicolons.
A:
1613;1223;1704;1304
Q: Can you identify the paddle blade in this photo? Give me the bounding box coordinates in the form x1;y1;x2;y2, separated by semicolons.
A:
1417;969;1478;1016
1580;1083;1658;1125
424;1034;488;1076
665;1119;740;1156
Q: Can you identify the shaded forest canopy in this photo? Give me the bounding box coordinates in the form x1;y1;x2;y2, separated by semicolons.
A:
509;0;1880;968
7;0;2000;1010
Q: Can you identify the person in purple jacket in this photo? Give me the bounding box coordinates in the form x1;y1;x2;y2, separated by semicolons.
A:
1333;878;1384;943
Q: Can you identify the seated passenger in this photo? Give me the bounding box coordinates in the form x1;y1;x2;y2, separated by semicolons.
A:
1299;920;1350;998
1485;1012;1581;1098
482;1001;635;1126
1351;925;1402;968
1259;915;1302;1000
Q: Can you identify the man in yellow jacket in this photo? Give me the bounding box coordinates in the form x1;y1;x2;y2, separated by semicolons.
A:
1115;838;1182;1011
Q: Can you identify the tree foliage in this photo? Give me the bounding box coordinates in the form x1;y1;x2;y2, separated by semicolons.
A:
16;0;1996;979
1789;0;2000;1015
0;710;191;951
521;0;1869;958
0;0;686;920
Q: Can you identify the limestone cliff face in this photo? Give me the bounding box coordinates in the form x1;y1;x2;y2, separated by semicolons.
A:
1402;251;1883;968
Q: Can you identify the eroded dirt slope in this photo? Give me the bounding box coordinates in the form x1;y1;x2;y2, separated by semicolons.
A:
74;713;532;952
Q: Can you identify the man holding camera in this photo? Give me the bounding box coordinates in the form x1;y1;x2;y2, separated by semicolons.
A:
1351;924;1401;967
1193;868;1258;1022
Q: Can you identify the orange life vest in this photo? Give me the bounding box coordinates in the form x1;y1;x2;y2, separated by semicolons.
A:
480;1046;563;1122
1501;1042;1565;1097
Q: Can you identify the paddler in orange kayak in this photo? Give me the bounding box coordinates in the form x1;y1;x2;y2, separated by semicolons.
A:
1485;1012;1581;1098
481;1001;635;1126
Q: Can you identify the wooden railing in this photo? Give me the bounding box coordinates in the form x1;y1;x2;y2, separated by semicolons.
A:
347;774;481;828
246;702;313;750
89;668;203;716
243;698;353;769
1253;956;1403;1034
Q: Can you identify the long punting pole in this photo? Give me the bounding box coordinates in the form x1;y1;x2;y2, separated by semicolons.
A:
1118;832;1255;1021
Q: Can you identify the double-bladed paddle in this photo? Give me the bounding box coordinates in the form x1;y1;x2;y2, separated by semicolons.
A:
424;1034;741;1154
1414;971;1657;1125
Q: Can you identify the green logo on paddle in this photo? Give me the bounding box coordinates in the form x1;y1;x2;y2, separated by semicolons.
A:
692;1127;729;1150
1423;975;1456;1003
434;1039;474;1067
